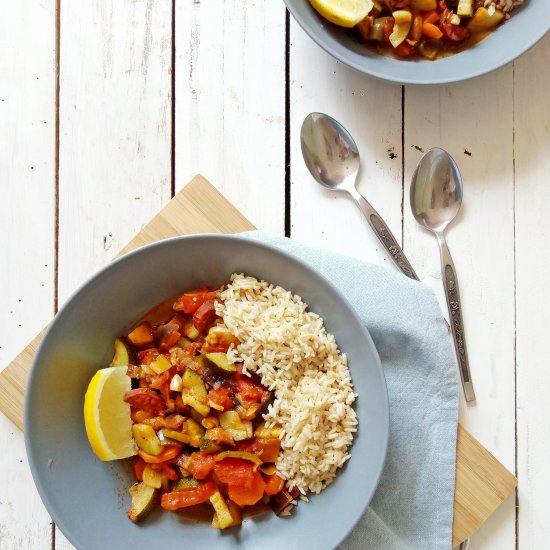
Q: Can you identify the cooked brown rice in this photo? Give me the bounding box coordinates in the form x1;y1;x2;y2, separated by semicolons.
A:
216;274;358;495
476;0;525;18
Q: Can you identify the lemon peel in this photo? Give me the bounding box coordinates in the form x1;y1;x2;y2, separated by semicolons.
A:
84;366;136;461
309;0;374;28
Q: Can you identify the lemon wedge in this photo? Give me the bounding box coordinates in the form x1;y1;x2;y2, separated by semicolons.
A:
309;0;374;28
84;366;136;461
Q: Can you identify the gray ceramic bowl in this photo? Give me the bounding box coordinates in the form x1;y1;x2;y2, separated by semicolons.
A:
25;234;389;550
284;0;549;84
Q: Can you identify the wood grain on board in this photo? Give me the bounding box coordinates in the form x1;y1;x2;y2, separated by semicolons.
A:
0;175;516;545
453;425;517;547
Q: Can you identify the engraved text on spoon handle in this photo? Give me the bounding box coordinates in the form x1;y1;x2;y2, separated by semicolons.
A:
352;191;419;281
438;235;476;402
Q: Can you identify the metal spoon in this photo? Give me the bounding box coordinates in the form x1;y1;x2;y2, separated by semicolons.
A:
301;112;418;280
410;148;476;403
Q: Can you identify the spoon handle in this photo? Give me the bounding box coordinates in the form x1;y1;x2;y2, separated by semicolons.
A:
351;190;419;280
437;234;476;403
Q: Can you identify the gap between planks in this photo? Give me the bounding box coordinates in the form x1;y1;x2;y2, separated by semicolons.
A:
512;60;519;550
53;0;60;544
285;8;291;238
53;0;60;316
171;0;176;199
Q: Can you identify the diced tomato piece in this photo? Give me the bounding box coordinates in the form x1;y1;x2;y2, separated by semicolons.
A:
164;331;181;349
394;40;417;58
174;291;218;314
236;377;266;403
263;473;285;496
138;348;160;365
356;16;373;42
138;445;182;464
186;451;216;479
123;388;166;415
205;343;230;354
208;385;234;410
235;440;255;453
159;381;172;408
167;314;187;331
154;322;181;351
193;300;218;333
236;438;281;463
214;458;255;489
422;10;439;25
383;17;394;46
166;466;180;480
151;462;179;480
149;371;170;389
161;482;217;510
228;471;266;506
133;458;147;481
183;342;202;357
439;9;470;43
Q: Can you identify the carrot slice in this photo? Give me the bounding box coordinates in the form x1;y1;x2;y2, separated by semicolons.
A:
264;473;285;496
228;471;266;506
161;482;217;510
422;22;443;39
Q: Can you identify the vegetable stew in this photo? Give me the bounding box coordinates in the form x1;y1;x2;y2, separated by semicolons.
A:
115;286;298;529
354;1;515;60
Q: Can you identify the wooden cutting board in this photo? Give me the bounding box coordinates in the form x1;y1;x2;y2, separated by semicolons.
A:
0;175;516;546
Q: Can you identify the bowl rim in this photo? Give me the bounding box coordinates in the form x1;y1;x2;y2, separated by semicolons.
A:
283;0;550;85
24;233;390;549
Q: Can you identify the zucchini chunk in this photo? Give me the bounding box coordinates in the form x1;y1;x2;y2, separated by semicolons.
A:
127;482;157;522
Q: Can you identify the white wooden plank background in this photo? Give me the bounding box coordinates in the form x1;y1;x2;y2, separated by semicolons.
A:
514;36;550;550
0;1;56;547
2;0;550;548
175;0;286;233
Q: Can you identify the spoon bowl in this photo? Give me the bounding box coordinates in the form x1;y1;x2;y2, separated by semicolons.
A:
411;148;463;234
300;112;360;191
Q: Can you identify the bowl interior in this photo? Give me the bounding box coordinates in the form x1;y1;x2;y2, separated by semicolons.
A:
25;234;389;550
284;0;549;84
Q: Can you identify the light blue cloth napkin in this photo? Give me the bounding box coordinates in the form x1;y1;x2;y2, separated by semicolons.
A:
243;231;458;550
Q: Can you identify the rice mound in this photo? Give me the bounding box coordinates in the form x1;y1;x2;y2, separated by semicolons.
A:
476;0;525;17
216;274;358;495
